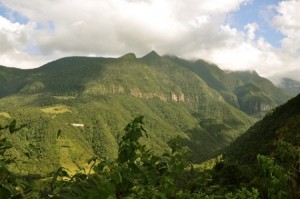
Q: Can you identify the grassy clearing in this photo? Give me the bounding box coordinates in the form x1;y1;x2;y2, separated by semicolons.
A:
52;96;76;100
0;112;11;118
41;105;71;114
57;138;95;175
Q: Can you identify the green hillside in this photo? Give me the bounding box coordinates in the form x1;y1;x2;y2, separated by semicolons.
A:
0;65;29;98
166;57;290;117
280;78;300;97
0;52;290;175
213;94;300;198
225;93;300;163
231;71;290;116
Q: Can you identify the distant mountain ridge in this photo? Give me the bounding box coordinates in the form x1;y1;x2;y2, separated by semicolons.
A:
0;51;291;175
0;52;290;115
214;93;300;198
225;93;300;163
166;56;290;116
279;78;300;97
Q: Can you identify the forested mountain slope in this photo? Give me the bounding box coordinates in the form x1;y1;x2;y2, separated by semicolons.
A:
225;93;300;163
166;56;290;116
0;52;290;175
280;78;300;97
212;94;300;198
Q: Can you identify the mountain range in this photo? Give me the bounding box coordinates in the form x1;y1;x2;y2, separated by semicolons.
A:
279;78;300;97
225;93;300;163
0;51;292;175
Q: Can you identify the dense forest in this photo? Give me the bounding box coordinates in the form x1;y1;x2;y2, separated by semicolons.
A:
0;53;298;198
1;0;300;196
0;53;291;175
1;94;299;198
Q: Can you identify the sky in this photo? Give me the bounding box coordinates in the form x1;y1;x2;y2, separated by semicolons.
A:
0;0;300;83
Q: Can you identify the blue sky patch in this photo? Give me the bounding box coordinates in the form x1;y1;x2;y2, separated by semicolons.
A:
228;0;284;47
0;3;29;24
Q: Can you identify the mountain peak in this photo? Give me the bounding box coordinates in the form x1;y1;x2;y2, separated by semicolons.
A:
139;51;163;65
148;50;159;56
142;50;160;59
120;53;136;59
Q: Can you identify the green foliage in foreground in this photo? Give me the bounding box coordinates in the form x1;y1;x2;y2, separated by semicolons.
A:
257;140;299;199
214;140;299;199
0;120;29;198
40;116;258;199
1;116;298;198
38;117;299;198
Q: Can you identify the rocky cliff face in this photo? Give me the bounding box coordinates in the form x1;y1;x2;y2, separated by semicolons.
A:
249;101;272;112
239;98;273;115
84;84;211;103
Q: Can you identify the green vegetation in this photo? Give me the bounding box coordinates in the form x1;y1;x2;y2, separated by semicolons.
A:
41;105;71;114
225;94;300;164
1;113;298;198
280;78;300;97
0;52;265;174
219;94;300;198
0;120;29;198
167;56;290;116
0;112;10;119
40;115;260;198
0;51;296;198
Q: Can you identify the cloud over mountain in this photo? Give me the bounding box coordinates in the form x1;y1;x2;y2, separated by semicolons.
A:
0;0;299;81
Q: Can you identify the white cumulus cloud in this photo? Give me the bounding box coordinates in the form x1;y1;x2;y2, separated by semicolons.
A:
244;23;259;41
272;0;300;53
0;0;299;82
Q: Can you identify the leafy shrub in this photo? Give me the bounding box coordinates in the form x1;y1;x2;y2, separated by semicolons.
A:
0;120;28;198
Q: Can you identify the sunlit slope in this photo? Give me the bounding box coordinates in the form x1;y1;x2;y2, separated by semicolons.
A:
0;52;272;174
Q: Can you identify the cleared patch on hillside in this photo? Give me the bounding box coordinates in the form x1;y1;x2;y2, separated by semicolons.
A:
41;105;71;114
52;96;76;100
57;138;94;175
0;112;11;118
